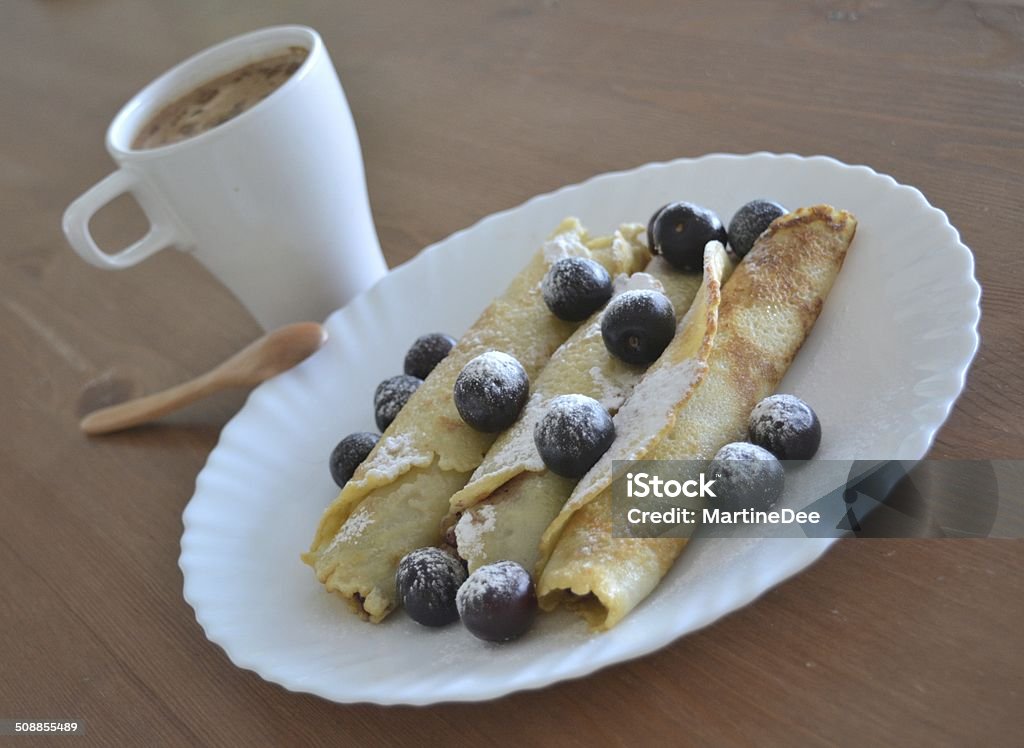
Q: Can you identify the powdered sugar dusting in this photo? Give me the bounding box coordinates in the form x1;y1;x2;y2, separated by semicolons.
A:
381;433;412;457
456;352;527;401
361;433;422;480
452;350;530;434
542;234;589;264
570;358;706;505
587;365;632;412
533;394;614;466
374;375;421;430
709;442;784;509
612;271;665;297
715;442;775;462
396;547;466;599
456;560;529;613
607;288;674;320
750;394;815;442
578;319;603;341
490;403;546;473
611;358;703;452
542;257;611;314
326;507;374;553
455;504;497;564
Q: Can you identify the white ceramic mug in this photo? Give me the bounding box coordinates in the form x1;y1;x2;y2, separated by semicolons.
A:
62;25;387;330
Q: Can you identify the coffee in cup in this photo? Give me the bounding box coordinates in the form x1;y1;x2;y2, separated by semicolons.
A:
132;46;309;150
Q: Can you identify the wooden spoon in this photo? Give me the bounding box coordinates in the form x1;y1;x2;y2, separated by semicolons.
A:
80;322;327;435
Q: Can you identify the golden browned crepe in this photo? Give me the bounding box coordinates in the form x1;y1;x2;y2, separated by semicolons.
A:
536;205;857;630
303;218;651;621
449;245;729;575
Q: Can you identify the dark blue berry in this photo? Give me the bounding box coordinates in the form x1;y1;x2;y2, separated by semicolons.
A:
646;203;669;252
708;442;785;512
454;352;529;432
533;394;615;478
601;290;675;365
749;394;821;460
542;257;613;321
396;547;467;627
456;560;536;642
374;374;422;431
728;199;787;258
404;333;456;379
650;201;727;271
329;431;379;487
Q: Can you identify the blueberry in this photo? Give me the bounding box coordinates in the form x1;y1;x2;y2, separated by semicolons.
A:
396;547;467;627
708;442;785;512
650;201;727;271
541;257;613;322
456;560;536;642
749;394;821;460
374;374;422;431
329;431;379;487
404;333;456;379
601;289;676;365
646;203;669;252
534;394;615;478
454;352;529;432
728;199;787;258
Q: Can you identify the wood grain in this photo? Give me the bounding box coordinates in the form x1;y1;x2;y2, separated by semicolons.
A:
1;1;1021;745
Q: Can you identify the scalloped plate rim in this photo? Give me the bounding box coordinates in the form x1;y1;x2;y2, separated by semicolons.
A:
180;152;980;705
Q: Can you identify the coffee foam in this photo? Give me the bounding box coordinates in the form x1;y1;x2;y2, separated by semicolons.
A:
131;45;308;150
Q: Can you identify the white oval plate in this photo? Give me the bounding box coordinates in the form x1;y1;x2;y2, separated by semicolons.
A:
180;153;979;705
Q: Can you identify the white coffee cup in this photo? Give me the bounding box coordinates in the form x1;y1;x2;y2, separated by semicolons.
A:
62;25;387;330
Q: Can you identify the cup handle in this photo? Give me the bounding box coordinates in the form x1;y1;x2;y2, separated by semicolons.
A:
62;169;183;269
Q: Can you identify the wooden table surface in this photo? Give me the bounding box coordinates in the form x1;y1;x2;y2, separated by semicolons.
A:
2;1;1022;745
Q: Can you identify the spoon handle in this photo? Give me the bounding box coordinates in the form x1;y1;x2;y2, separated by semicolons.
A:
80;371;229;435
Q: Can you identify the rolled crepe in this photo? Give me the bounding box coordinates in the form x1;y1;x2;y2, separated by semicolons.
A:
304;218;651;621
450;246;729;575
537;205;857;630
